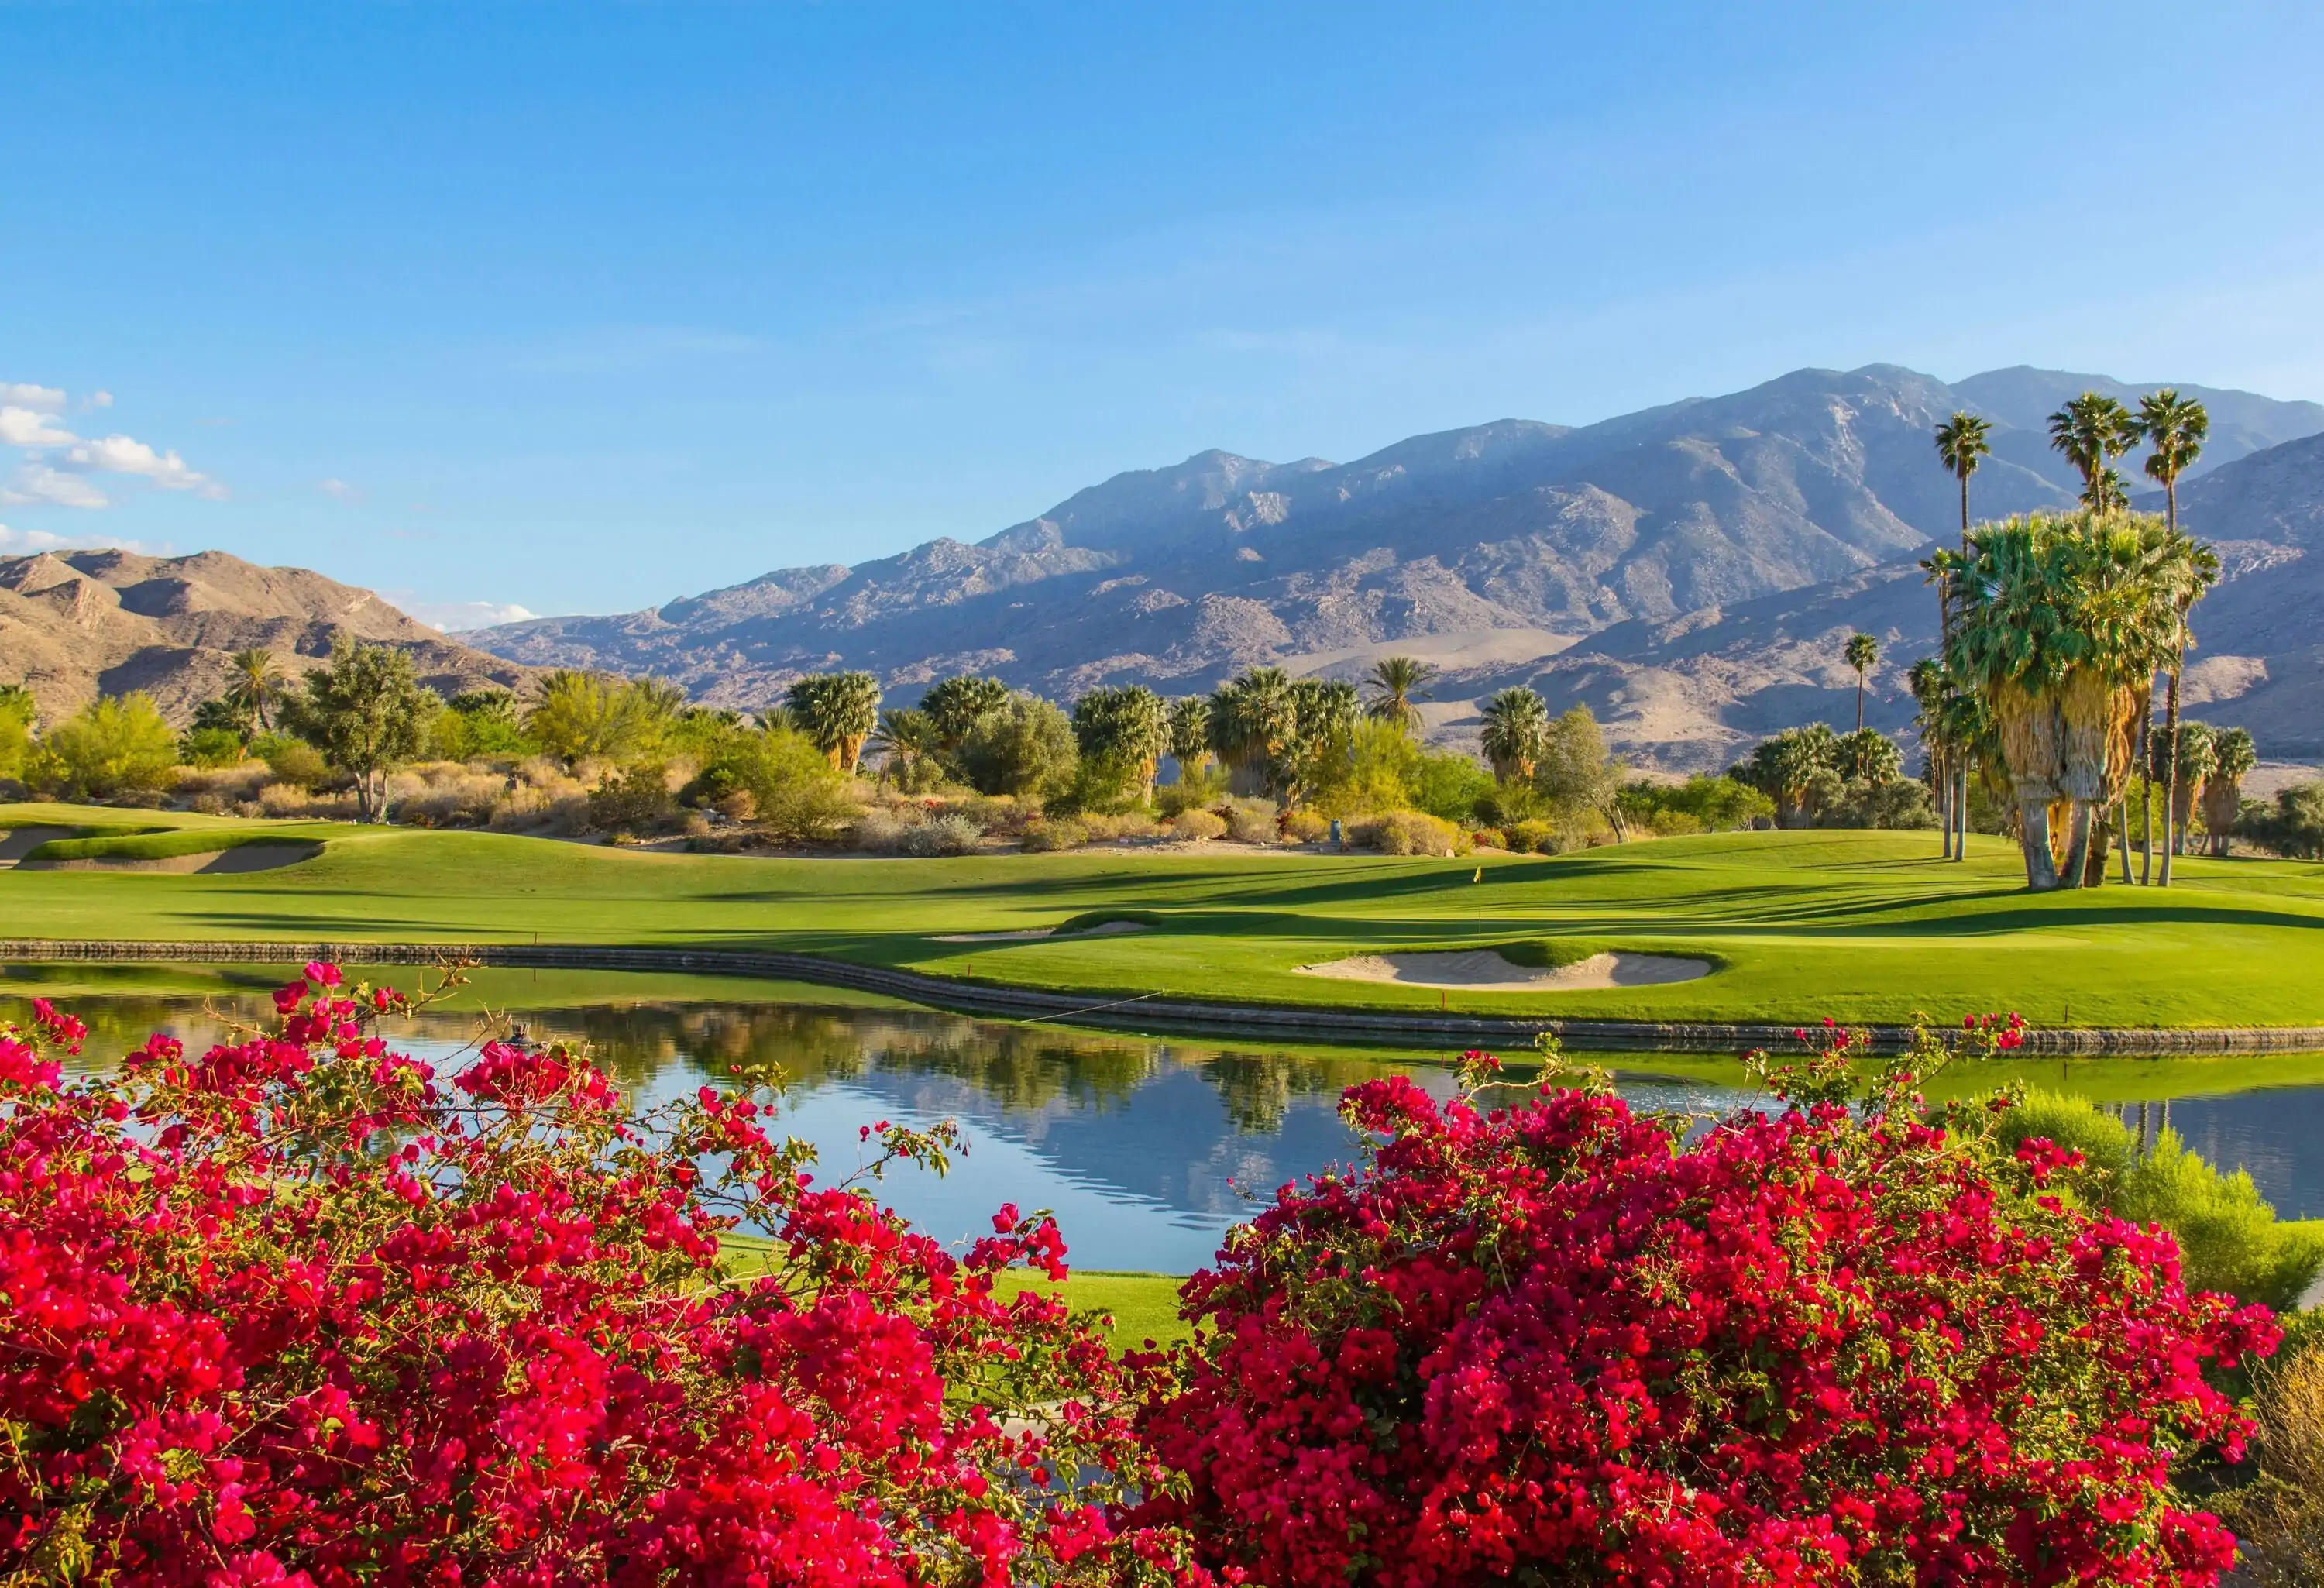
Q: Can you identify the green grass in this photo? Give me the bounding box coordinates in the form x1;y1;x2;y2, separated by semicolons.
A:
25;825;337;862
7;799;2324;1030
718;1232;1191;1346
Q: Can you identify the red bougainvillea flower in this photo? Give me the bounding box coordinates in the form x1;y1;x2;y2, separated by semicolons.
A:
1135;1017;2276;1587
0;968;1205;1586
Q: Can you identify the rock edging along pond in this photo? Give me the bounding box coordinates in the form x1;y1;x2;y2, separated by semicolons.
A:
9;938;2324;1057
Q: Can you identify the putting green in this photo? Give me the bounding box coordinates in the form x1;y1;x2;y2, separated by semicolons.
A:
5;802;2323;1029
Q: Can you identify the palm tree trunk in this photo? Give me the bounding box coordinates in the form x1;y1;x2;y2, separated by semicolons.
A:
2160;644;2184;886
1956;759;1969;861
2020;798;2061;891
1855;673;1865;732
2114;791;2133;883
1936;750;1953;859
2138;707;2154;885
2061;799;2093;889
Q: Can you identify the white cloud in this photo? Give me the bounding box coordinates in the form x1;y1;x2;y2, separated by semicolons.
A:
62;435;225;498
0;521;151;555
0;383;66;414
2;463;109;510
81;390;113;411
0;407;77;447
401;597;541;633
318;477;359;500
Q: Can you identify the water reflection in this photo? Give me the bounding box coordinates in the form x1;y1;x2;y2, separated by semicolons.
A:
9;976;2321;1269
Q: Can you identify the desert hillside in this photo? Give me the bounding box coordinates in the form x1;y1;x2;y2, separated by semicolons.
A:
0;548;538;727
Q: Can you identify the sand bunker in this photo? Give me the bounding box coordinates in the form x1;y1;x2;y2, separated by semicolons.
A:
20;841;322;875
1296;949;1710;992
0;827;74;868
933;919;1151;944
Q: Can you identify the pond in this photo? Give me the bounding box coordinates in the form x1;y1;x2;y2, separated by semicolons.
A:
9;963;2324;1273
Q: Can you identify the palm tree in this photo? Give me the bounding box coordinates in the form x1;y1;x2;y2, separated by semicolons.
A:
2138;391;2212;888
2206;725;2257;857
920;675;1011;757
1932;413;1992;861
2048;393;2138;509
1208;668;1297;799
1949;518;2083;889
786;671;883;774
869;706;943;785
1165;695;1212;779
225;648;284;735
1844;632;1879;731
1071;685;1171;804
1477;687;1551;783
1934;411;1992;552
1362;656;1435;735
1907;656;1954;858
2169;720;2216;861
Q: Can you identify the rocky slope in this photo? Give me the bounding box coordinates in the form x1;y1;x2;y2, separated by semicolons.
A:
0;548;536;727
445;360;2320;768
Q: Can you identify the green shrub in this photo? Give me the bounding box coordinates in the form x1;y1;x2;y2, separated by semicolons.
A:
0;686;32;783
1998;1091;2324;1310
1407;748;1495;825
179;726;248;768
959;696;1079;801
256;735;332;792
1283;809;1330;844
28;693;180;802
1504;818;1560;854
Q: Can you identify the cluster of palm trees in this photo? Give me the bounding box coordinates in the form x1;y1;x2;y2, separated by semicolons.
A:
1921;390;2224;890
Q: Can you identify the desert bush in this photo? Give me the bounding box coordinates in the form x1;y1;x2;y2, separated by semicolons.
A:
1504;817;1559;854
850;806;920;853
1357;809;1466;857
1134;1024;2279;1586
0;686;31;782
256;734;332;791
1020;817;1088;853
954;794;1026;837
387;764;517;829
1282;809;1330;844
1218;796;1279;844
1081;809;1160;841
174;762;273;809
586;761;679;836
0;968;1191;1586
1645;807;1704;837
2220;1338;2324;1587
1470;827;1507;849
28;693;180;803
1170;808;1227;841
902;812;984;856
1156;761;1229;816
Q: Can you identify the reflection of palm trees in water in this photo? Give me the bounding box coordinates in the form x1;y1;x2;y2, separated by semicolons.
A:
18;987;1377;1136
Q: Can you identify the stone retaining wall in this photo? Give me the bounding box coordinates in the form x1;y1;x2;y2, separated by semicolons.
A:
5;940;2321;1057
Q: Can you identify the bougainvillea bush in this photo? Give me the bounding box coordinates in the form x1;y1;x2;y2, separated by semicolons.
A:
1135;1023;2281;1587
0;967;1198;1586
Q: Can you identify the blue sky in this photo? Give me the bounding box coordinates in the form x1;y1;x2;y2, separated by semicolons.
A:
5;2;2323;627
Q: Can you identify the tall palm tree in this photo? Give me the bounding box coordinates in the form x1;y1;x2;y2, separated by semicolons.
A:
1166;695;1212;779
1208;668;1297;799
1362;656;1435;735
1477;687;1551;783
1934;411;1992;552
2206;725;2257;857
2138;391;2212;887
1933;413;1992;861
225;648;284;735
920;675;1010;756
786;672;883;774
1844;632;1879;731
1071;685;1171;804
2047;393;2138;509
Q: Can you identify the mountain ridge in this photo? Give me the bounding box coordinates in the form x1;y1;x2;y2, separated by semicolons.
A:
469;362;2324;765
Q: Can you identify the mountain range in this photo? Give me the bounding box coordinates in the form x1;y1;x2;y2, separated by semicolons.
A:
472;363;2324;767
0;548;533;727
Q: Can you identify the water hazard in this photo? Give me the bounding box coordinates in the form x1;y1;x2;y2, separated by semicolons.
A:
9;964;2322;1272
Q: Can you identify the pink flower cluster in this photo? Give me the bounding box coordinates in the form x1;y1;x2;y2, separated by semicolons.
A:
0;967;1197;1587
1134;1030;2278;1587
